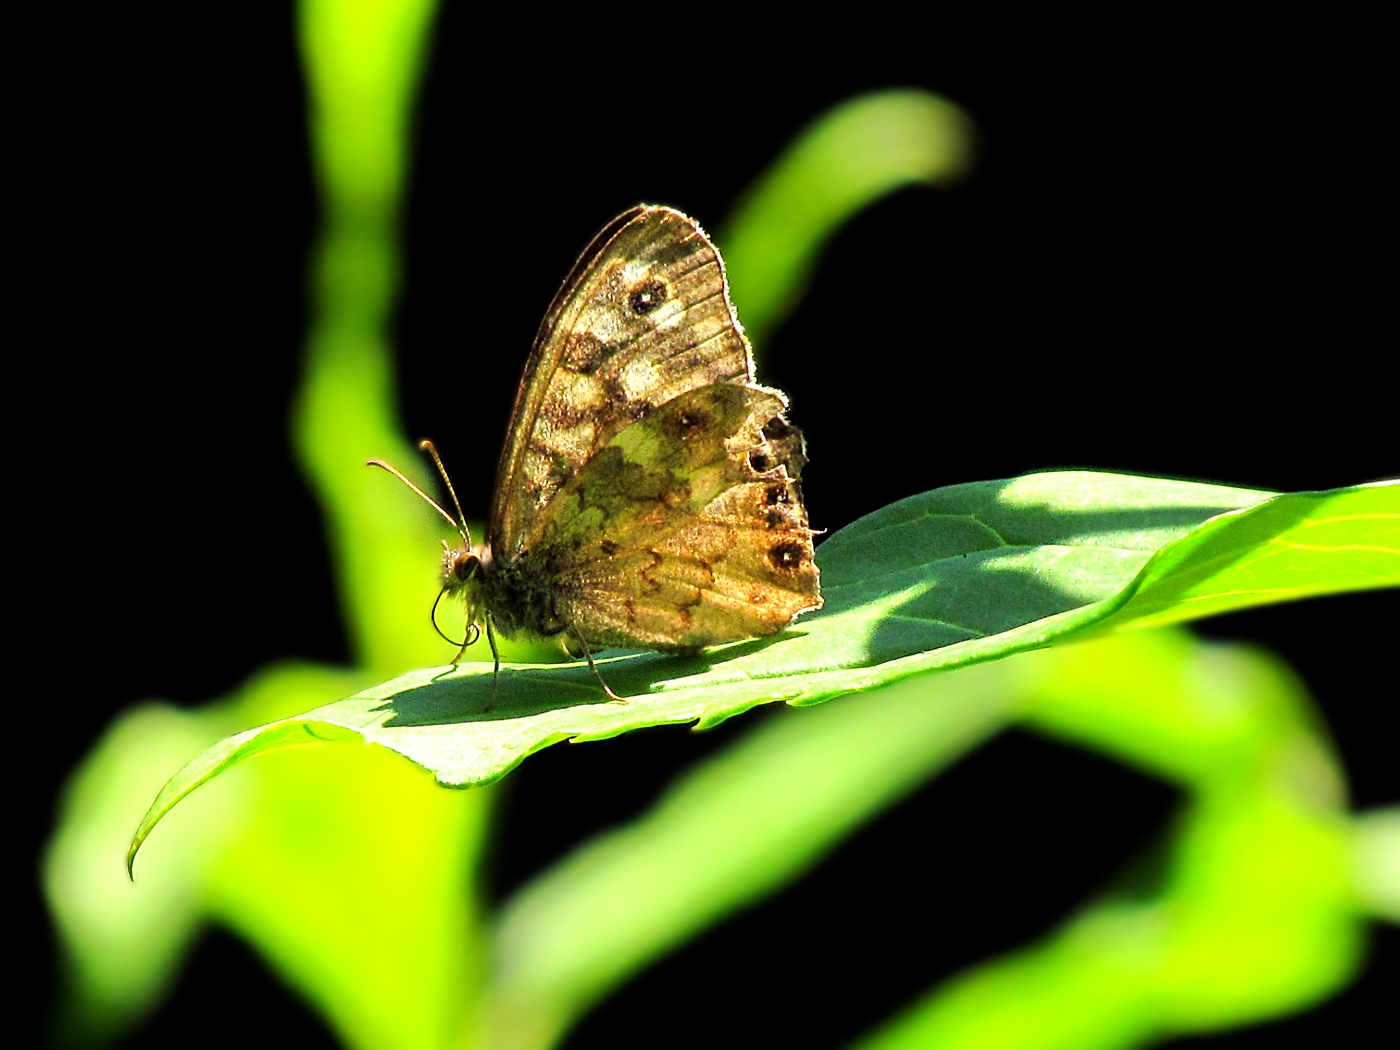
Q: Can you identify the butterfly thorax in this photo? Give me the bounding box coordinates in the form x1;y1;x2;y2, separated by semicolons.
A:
441;542;569;640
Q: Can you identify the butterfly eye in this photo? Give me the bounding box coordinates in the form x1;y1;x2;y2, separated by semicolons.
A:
451;552;480;582
628;279;668;315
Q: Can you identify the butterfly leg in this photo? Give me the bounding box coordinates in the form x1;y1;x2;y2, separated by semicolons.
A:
451;620;482;666
571;632;627;703
485;616;501;710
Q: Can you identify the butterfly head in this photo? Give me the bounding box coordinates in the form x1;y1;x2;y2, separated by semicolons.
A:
441;541;495;597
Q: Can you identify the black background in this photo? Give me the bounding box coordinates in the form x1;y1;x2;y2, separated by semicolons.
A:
24;6;1395;1048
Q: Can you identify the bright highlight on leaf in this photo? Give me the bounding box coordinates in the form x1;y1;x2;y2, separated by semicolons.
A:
127;474;1398;873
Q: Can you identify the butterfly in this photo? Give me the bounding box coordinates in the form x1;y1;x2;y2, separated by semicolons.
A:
372;205;822;699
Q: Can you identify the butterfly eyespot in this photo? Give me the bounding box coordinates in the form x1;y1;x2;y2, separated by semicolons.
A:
761;416;795;441
764;484;790;506
765;509;788;528
628;278;668;315
768;541;807;571
748;450;773;473
671;408;711;437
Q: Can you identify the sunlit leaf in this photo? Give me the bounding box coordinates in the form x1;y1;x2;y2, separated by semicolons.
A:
129;475;1397;868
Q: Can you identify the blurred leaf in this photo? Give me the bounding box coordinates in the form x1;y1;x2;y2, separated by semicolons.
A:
48;663;489;1050
47;3;476;1046
487;665;1022;1050
45;703;246;1043
720;90;974;346
204;720;488;1050
295;0;448;675
46;664;358;1041
853;639;1363;1050
128;475;1396;863
1354;809;1400;922
486;630;1371;1050
300;0;436;206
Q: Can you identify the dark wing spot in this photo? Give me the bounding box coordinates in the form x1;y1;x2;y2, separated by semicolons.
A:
764;484;790;506
768;541;807;572
668;408;711;440
766;509;788;528
629;278;668;315
600;539;620;556
603;376;628;408
561;333;614;375
603;377;652;421
748;450;773;473
761;416;795;441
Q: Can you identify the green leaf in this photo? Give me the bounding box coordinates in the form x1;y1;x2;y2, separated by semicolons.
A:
1099;478;1399;628
128;473;1397;869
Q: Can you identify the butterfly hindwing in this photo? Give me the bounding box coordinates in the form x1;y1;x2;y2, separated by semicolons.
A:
488;206;754;557
530;383;821;650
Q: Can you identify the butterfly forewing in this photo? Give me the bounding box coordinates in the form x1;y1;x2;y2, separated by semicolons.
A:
488;206;754;556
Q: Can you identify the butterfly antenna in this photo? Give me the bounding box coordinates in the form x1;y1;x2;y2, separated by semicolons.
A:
366;458;461;531
419;440;472;546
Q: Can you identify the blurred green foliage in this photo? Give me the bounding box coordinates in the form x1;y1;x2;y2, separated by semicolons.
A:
43;2;1397;1049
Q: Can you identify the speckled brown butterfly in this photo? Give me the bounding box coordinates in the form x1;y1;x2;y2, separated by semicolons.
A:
372;205;822;699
